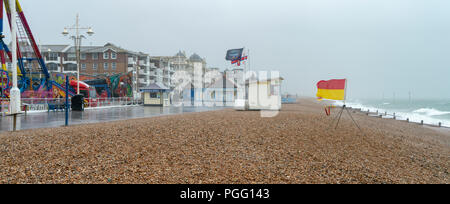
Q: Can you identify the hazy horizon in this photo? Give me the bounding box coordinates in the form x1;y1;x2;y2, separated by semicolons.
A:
4;0;450;99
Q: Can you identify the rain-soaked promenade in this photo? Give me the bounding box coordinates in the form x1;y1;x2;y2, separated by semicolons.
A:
0;106;223;132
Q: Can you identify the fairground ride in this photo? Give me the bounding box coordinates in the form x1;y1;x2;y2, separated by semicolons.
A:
0;0;74;98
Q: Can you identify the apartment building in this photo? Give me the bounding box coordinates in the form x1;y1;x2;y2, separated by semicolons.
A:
27;43;150;92
38;43;137;74
150;51;209;90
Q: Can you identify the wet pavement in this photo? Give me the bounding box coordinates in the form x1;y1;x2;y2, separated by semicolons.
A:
0;106;224;132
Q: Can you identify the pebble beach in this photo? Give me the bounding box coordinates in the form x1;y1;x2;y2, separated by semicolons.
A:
0;98;449;184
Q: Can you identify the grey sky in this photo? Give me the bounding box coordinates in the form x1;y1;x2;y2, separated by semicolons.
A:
10;0;450;99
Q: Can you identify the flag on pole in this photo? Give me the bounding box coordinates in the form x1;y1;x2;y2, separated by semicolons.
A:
225;48;244;61
316;79;347;101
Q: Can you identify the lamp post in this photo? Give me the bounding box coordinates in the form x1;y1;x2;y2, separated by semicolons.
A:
62;13;94;95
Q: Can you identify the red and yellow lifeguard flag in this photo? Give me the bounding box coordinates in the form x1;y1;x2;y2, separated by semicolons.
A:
316;79;347;101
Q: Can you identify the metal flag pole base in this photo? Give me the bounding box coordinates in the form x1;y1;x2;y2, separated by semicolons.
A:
12;113;17;131
6;112;23;131
332;105;363;133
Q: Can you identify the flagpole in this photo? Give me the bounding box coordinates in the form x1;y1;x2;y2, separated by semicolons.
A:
244;48;247;71
242;46;245;70
247;48;250;72
344;78;348;106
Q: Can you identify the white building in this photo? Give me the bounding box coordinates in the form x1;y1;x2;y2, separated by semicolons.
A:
235;76;284;111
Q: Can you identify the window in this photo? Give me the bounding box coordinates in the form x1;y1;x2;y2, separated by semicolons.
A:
112;62;117;70
81;63;86;70
67;53;76;61
47;63;58;71
104;63;109;70
81;53;87;60
48;53;58;61
92;53;99;60
65;64;77;71
270;84;280;96
111;52;117;59
93;63;98;70
103;52;109;59
150;93;158;98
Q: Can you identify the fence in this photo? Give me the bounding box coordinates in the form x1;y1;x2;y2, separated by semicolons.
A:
84;97;142;108
1;97;142;115
347;107;446;128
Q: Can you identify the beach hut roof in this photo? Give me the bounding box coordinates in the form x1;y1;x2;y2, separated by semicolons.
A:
245;76;284;84
140;82;170;92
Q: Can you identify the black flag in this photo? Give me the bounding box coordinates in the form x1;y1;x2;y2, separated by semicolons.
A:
225;48;244;61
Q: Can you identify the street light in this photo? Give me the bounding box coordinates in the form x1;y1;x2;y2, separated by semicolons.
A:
87;28;94;36
62;28;69;36
62;13;94;95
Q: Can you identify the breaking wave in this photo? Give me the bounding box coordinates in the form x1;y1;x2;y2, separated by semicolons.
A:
333;101;450;127
412;108;450;116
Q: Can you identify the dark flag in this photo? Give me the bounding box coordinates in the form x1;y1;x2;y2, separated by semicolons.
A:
225;48;244;61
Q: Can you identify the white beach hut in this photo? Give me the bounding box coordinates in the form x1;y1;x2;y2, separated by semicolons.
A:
235;76;284;111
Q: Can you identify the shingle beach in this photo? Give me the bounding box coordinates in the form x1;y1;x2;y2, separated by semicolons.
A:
0;99;449;184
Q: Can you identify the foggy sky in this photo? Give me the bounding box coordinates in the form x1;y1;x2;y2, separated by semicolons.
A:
8;0;450;99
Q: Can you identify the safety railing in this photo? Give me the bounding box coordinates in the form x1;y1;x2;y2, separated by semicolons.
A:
1;97;142;115
84;97;142;108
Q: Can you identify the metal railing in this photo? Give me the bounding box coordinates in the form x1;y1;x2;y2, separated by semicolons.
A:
1;97;142;115
84;97;142;108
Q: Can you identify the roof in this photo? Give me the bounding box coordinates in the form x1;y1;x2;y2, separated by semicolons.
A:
175;51;186;57
41;45;70;53
38;43;142;55
140;82;170;91
189;53;203;62
246;76;284;84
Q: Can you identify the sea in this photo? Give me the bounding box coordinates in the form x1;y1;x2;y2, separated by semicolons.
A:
335;99;450;127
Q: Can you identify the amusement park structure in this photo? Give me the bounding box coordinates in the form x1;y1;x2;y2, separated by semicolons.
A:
0;0;75;99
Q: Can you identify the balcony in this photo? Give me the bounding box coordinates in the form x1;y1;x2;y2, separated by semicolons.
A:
128;58;137;65
164;67;175;73
138;78;147;84
139;60;149;66
138;70;149;75
62;58;77;64
45;57;60;63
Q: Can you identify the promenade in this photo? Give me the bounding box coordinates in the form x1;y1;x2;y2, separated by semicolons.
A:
0;106;221;132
